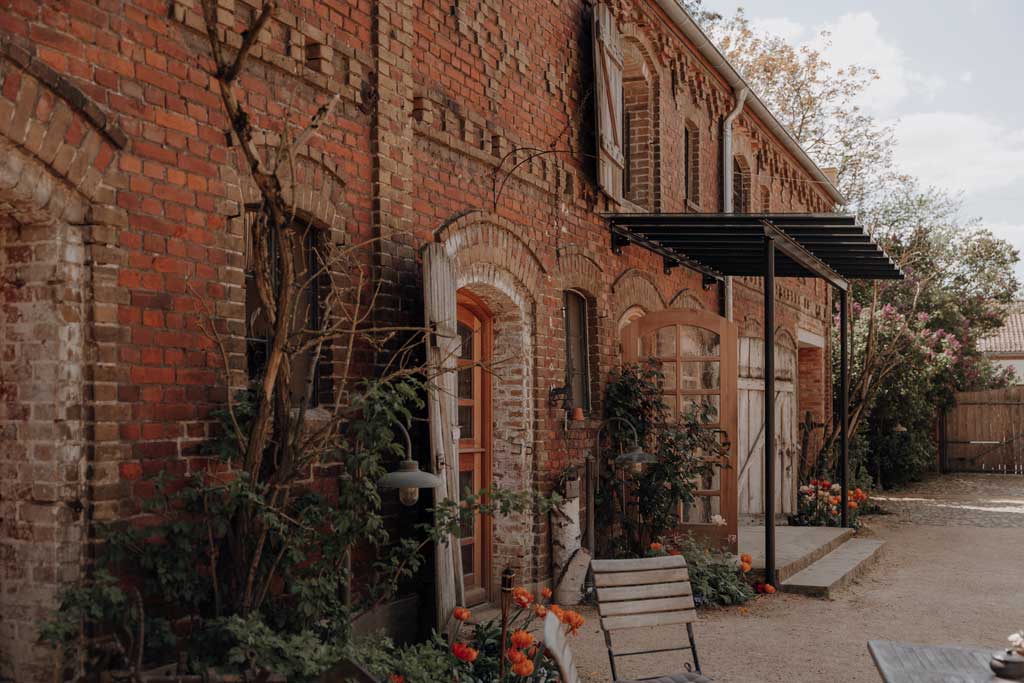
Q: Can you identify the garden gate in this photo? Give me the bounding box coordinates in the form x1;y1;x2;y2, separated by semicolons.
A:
941;386;1024;475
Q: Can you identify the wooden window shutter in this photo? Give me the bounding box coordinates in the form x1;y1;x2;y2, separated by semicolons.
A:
593;3;624;204
422;243;465;631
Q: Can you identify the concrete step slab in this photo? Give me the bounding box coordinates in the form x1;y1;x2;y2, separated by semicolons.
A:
740;526;855;583
780;538;885;598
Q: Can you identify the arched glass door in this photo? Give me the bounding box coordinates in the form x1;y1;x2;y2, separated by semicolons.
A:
621;308;738;551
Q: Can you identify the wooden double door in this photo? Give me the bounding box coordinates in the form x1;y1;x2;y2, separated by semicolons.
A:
621;308;739;551
456;292;492;606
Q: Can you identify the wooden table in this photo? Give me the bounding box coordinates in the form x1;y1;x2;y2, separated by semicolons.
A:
869;640;1013;682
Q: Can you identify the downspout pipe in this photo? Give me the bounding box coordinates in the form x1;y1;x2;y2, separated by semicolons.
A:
721;87;748;321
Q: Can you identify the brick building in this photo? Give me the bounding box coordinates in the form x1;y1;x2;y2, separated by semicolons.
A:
0;0;841;678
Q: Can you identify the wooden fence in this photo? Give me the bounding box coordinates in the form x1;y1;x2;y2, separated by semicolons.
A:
941;386;1024;475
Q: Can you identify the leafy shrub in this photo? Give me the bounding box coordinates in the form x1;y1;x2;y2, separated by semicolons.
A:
654;536;754;607
600;362;728;557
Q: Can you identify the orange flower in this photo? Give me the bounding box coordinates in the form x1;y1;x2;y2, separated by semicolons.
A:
668;549;681;556
540;587;553;600
740;561;752;573
512;586;533;608
549;604;564;619
507;648;527;664
848;501;858;509
511;659;535;677
764;584;777;594
389;675;405;683
829;496;840;506
650;542;663;551
560;609;585;635
533;604;547;618
511;630;534;649
453;607;472;622
452;642;478;663
740;553;753;564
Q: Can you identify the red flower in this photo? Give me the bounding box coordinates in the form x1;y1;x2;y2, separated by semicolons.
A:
511;630;534;649
540;587;553;600
512;586;533;608
508;648;527;664
512;659;535;677
389;675;405;683
453;607;472;622
452;642;479;663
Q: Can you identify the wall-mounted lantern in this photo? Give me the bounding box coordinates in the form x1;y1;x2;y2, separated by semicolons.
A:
378;422;441;506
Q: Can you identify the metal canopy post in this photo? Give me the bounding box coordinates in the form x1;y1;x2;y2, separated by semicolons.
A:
764;235;776;586
840;287;850;527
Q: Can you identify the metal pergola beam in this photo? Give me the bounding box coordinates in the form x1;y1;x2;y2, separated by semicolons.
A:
764;236;777;584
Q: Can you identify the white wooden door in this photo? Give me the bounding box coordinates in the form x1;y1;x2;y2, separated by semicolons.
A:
737;338;799;517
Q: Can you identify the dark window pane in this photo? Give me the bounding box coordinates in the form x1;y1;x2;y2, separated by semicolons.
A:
564;291;591;411
458;322;474;359
461;543;475;575
458;367;473;400
458;404;474;439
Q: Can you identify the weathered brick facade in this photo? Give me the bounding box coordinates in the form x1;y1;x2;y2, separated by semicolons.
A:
0;0;836;678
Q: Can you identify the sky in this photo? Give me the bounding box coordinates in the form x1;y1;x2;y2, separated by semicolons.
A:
699;0;1024;284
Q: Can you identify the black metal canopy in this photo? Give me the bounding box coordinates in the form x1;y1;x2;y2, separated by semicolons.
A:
605;213;904;289
603;211;903;585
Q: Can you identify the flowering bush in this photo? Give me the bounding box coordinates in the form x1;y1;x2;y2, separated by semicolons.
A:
360;586;583;683
791;480;870;528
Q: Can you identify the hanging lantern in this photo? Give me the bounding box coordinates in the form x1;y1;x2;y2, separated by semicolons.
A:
379;422;442;506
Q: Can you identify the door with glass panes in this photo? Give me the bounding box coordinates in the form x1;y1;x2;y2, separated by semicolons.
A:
621;308;739;551
456;293;492;605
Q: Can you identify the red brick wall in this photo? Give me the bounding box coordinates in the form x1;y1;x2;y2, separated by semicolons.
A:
0;0;837;674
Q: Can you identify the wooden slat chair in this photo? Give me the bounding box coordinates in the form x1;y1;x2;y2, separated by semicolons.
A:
543;610;582;683
591;555;712;683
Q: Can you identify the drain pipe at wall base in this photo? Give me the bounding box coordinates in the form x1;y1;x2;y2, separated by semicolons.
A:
721;87;748;321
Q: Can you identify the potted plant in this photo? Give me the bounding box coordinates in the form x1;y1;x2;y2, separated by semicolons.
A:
991;631;1024;680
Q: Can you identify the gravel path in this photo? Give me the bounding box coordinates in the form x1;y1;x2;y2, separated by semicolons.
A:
570;474;1024;682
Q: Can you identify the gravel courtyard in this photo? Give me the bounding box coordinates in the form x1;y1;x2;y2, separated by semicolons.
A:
570;474;1024;682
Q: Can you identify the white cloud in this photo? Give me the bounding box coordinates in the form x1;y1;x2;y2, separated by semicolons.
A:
892;112;1024;194
750;16;806;42
808;12;945;113
959;70;974;84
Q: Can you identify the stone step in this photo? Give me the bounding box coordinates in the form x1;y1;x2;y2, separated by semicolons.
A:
780;538;885;598
741;525;855;584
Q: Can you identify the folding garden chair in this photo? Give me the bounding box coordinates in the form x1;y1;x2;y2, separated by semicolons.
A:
591;555;712;682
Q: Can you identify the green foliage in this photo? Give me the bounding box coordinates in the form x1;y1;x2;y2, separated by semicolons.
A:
654;537;753;608
601;362;728;557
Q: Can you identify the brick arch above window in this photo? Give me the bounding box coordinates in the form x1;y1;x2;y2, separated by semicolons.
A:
611;267;666;323
553;246;604;297
439;214;547;297
0;55;124;221
668;289;705;310
229;146;350;236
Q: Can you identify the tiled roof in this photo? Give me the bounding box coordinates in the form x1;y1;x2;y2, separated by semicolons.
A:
980;302;1024;355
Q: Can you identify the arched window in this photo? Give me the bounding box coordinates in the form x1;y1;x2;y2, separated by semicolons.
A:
733;156;751;213
621;41;657;210
684;121;701;209
564;290;592;412
245;210;325;406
